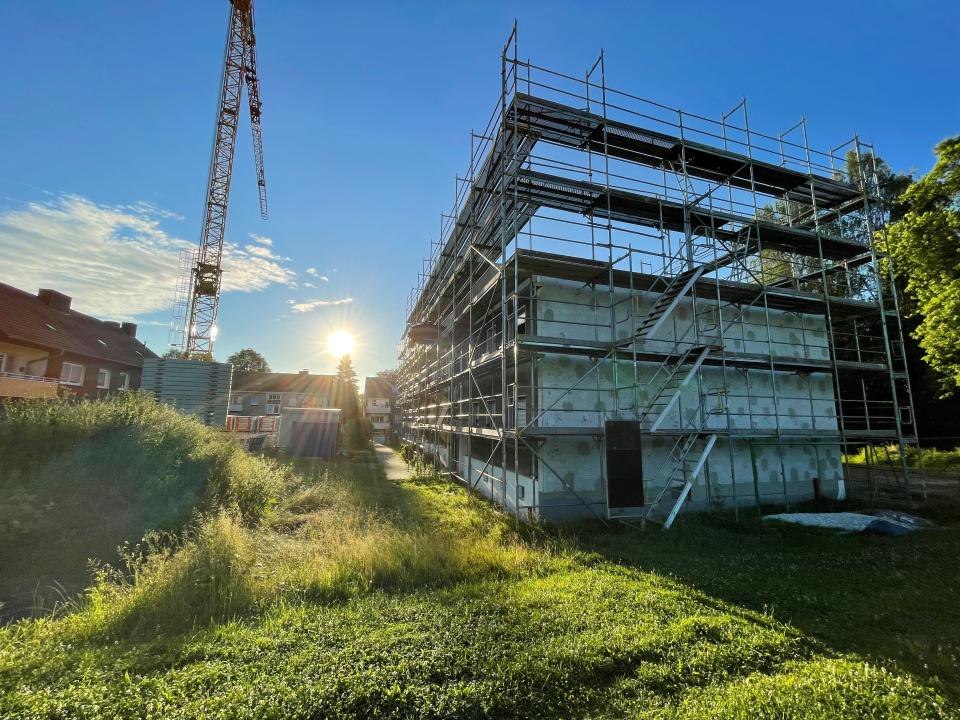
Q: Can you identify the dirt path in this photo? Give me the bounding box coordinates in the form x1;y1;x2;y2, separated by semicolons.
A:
373;443;410;481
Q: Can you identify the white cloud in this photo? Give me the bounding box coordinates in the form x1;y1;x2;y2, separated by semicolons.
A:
289;297;354;313
249;233;272;246
0;194;296;320
305;268;329;281
122;201;185;221
244;244;277;259
304;282;317;288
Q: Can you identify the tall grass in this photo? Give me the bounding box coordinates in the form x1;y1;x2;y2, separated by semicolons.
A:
82;457;556;635
2;396;555;638
845;442;960;471
0;393;290;526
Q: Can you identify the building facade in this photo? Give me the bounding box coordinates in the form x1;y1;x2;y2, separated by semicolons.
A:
0;283;156;399
229;371;336;417
363;376;395;444
396;41;917;525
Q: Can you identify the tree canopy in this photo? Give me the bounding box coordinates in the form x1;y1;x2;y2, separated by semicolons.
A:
336;354;359;390
226;348;271;374
887;136;960;395
332;354;368;448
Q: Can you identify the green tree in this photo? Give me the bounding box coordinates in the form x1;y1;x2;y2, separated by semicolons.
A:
226;348;271;373
844;150;912;216
333;354;368;449
750;151;911;297
336;354;359;391
887;136;960;394
162;348;182;359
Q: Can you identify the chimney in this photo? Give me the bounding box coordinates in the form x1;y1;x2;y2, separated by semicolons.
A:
121;322;138;338
38;289;71;313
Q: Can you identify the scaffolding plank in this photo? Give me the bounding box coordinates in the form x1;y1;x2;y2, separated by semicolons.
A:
509;93;861;208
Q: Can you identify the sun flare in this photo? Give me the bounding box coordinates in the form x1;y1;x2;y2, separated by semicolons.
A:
327;330;355;357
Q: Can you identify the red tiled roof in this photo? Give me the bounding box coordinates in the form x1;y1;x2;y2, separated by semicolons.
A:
232;372;336;395
0;282;157;367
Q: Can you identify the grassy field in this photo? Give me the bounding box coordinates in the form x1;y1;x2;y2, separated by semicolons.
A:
0;396;958;718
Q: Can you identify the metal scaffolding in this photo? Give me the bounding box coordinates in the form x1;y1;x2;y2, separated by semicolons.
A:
397;27;920;525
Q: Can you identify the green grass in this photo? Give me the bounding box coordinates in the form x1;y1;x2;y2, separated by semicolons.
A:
846;442;960;471
0;397;957;718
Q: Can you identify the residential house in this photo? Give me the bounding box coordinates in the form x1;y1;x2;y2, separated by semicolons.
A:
364;376;395;444
229;371;336;417
0;283;156;399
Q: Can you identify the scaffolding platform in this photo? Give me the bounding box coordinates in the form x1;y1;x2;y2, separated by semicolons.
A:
508;93;863;208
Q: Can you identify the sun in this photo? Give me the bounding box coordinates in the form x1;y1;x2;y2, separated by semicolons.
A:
327;330;355;357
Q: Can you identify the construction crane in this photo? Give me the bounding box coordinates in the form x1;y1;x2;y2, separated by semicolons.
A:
180;0;267;359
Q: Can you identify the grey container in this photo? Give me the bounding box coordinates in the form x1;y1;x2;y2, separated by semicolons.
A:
277;407;341;459
141;358;233;426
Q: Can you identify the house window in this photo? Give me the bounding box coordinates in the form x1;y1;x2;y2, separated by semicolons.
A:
267;393;281;402
249;396;260;406
266;403;280;415
97;368;111;389
60;362;85;386
118;372;130;390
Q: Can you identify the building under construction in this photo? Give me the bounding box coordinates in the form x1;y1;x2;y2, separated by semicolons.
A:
397;30;918;525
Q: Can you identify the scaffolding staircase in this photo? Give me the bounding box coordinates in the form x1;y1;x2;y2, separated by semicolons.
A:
635;266;706;340
632;224;753;344
608;334;720;529
635;343;718;431
614;248;722;529
632;342;719;529
643;428;718;529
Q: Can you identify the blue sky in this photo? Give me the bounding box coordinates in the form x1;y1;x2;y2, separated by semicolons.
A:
1;0;957;381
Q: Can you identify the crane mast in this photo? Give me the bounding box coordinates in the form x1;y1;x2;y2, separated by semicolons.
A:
183;0;266;359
